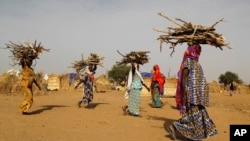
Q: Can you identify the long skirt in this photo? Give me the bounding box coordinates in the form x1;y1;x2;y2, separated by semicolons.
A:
151;82;162;108
173;105;218;140
81;86;93;107
128;88;141;116
19;87;33;112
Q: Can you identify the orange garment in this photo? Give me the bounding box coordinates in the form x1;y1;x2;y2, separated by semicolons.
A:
19;66;36;112
151;64;165;94
89;73;94;82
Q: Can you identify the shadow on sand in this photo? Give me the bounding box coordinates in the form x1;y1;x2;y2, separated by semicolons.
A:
146;115;187;141
86;102;108;109
27;105;67;115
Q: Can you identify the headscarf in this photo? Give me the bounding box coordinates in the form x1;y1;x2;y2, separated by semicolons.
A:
175;44;201;114
82;66;94;82
127;63;144;90
151;64;165;94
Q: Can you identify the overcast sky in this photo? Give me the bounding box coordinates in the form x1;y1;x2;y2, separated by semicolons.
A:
1;0;249;83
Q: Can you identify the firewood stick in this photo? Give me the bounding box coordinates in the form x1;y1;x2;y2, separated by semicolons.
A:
157;13;183;28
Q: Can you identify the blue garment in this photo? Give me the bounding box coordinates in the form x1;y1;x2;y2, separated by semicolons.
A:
151;82;162;108
69;73;76;86
77;73;93;107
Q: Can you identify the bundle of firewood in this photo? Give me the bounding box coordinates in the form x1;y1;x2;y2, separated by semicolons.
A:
116;50;150;65
70;57;88;72
5;40;50;66
70;53;104;72
86;53;105;66
154;13;231;56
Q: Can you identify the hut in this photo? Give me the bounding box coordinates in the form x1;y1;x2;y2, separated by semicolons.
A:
47;75;60;91
94;74;112;92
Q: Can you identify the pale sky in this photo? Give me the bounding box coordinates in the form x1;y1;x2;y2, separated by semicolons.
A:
1;0;249;83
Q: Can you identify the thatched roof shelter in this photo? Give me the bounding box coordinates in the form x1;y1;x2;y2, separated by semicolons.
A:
94;74;112;92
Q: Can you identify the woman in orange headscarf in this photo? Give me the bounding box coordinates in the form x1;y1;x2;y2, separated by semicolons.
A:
150;64;165;108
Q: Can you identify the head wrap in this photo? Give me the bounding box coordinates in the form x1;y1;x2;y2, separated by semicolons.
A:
151;64;165;94
127;63;144;91
175;44;201;114
182;44;201;61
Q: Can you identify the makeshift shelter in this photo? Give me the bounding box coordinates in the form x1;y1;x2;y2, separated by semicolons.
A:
47;75;60;91
94;74;111;92
0;72;20;94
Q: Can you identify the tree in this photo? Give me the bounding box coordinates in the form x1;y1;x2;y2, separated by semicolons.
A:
108;64;131;84
218;71;243;86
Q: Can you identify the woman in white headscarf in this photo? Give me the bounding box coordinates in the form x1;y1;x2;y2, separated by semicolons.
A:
122;62;150;116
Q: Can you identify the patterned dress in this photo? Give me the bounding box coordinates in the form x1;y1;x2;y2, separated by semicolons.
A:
151;82;162;108
173;58;218;140
78;72;94;107
150;65;165;108
128;73;143;116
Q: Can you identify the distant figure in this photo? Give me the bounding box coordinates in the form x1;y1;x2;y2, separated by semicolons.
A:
75;65;96;108
19;58;41;115
122;62;150;116
150;64;165;108
229;82;234;96
166;44;218;140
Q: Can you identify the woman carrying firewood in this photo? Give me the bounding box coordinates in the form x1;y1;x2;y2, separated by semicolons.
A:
122;62;150;116
19;57;41;114
5;40;49;114
75;65;96;108
166;43;218;140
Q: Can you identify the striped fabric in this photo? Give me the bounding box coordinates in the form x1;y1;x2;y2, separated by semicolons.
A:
182;58;209;109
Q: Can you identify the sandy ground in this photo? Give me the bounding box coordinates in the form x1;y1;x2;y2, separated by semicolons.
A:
0;90;250;141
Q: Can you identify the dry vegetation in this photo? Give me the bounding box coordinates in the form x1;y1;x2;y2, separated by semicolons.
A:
1;72;249;96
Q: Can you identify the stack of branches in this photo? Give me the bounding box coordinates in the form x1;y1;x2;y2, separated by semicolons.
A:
70;54;88;72
5;40;50;66
86;53;105;67
116;50;150;65
70;53;105;72
154;13;231;56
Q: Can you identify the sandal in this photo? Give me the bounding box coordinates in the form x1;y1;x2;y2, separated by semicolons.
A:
166;125;176;140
